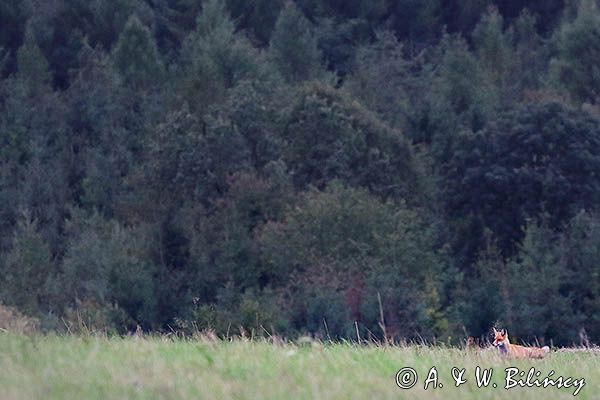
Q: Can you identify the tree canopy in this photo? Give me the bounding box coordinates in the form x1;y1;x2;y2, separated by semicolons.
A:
1;0;599;345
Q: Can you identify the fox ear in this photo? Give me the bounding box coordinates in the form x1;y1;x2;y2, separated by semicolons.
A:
493;327;498;334
501;329;507;335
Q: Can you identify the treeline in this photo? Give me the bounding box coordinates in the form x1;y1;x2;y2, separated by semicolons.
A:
1;0;600;345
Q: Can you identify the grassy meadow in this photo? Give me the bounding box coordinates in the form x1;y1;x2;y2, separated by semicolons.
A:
0;334;597;400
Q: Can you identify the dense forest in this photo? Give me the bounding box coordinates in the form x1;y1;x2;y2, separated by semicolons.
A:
2;0;600;346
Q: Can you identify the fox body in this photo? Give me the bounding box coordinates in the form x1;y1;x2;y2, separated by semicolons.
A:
492;328;550;359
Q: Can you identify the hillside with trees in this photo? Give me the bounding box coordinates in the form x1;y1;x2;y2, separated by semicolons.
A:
1;0;600;345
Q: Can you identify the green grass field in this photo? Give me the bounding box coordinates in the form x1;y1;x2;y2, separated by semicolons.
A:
0;334;597;400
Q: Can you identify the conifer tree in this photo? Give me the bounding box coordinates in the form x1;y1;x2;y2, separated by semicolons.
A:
16;23;51;90
345;30;411;128
472;7;514;91
178;0;263;111
1;212;53;315
512;10;546;92
269;2;325;83
508;220;580;344
563;212;600;341
551;0;600;104
112;15;163;90
226;0;284;45
390;0;441;51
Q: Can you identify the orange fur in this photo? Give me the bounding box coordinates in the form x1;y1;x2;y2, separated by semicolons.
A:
492;328;549;359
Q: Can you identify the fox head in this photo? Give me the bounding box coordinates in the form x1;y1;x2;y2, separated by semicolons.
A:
492;328;509;347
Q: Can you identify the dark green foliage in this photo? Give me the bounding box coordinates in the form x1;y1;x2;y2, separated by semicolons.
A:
302;287;350;338
344;30;411;128
143;106;252;206
405;32;495;166
434;33;494;122
260;183;451;340
506;221;579;344
59;209;158;330
188;171;292;295
446;102;600;261
226;0;284;45
16;24;51;89
178;0;265;111
0;33;70;253
389;0;442;51
495;1;564;31
472;7;514;95
552;0;600;104
22;0;150;88
0;213;54;315
269;2;327;83
1;0;600;345
214;78;290;170
560;212;600;341
0;0;28;77
284;83;419;202
112;15;163;90
65;43;137;217
461;242;508;338
313;17;369;77
511;10;548;91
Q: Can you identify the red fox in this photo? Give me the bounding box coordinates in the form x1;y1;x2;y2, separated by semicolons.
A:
492;328;550;359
